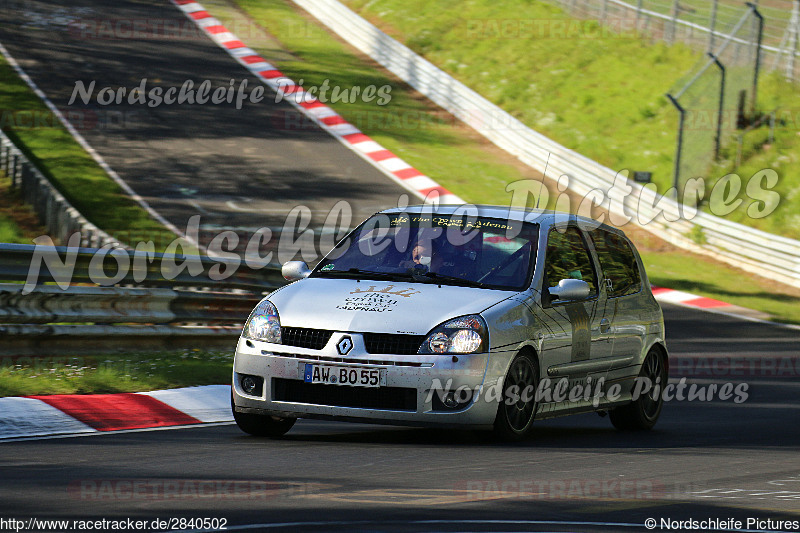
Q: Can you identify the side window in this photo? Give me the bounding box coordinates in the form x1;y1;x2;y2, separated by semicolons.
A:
591;230;642;298
544;226;597;297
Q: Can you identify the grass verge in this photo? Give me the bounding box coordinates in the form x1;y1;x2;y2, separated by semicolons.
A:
0;173;46;243
641;248;800;325
0;215;24;243
0;57;173;246
338;0;800;240
0;349;232;397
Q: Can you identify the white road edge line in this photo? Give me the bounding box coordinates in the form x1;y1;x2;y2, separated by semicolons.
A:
0;421;236;444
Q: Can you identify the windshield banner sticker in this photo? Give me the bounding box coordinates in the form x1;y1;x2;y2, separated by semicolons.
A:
390;214;512;232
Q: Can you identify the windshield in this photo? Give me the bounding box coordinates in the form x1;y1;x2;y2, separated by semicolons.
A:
312;212;539;291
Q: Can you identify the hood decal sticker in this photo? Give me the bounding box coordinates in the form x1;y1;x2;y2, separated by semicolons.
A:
350;285;421;298
336;285;422;313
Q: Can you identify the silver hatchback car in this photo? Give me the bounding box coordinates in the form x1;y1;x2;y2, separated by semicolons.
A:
232;205;668;439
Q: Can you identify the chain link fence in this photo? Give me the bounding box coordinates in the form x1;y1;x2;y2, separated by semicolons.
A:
550;0;781;197
666;5;763;195
551;0;799;81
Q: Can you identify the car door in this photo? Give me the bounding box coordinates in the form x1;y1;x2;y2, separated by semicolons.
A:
588;228;647;378
535;225;612;411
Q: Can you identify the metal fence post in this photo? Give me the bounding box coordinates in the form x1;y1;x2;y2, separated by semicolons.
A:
708;53;726;160
666;94;685;198
11;153;18;186
747;3;764;117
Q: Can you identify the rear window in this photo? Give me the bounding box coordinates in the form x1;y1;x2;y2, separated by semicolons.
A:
590;230;642;298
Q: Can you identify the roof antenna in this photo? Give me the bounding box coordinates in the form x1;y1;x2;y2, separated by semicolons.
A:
535;152;551;209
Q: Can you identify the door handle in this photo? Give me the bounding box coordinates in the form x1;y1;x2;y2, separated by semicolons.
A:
599;318;611;334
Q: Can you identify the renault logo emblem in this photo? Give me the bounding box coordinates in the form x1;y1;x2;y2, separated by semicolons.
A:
337;336;353;355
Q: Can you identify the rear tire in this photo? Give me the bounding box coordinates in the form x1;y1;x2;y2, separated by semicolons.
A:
610;347;666;430
231;394;296;438
493;352;539;441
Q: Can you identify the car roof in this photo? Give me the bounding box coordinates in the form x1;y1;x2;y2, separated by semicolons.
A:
379;204;621;234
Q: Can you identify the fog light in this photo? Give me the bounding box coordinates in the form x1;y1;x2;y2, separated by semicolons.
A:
242;376;258;394
442;392;458;409
432;387;474;412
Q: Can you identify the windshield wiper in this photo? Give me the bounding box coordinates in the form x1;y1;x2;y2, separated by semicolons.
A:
315;268;410;281
419;272;487;288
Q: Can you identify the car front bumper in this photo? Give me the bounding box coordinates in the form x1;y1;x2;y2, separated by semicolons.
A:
232;337;516;428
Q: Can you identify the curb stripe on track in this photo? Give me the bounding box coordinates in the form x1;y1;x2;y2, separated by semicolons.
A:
31;393;201;431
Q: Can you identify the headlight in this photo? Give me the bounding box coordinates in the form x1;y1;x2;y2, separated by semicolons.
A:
418;315;488;354
243;300;282;343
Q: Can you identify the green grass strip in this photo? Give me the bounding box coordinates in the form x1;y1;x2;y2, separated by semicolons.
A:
642;249;800;325
0;57;173;246
0;349;232;397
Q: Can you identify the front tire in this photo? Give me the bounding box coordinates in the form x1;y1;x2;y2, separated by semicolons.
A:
610;347;666;430
493;352;539;441
231;395;296;438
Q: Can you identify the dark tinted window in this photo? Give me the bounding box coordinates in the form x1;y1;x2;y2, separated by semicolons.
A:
544;226;597;296
591;230;641;298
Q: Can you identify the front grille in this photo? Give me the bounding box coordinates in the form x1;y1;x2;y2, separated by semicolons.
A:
363;333;426;355
281;327;333;350
273;378;417;411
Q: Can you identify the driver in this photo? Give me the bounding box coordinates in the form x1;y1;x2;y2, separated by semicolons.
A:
400;239;443;273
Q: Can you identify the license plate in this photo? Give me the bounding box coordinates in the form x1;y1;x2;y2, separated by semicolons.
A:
301;363;385;387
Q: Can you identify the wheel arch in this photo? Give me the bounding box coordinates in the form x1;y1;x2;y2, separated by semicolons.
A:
646;340;669;375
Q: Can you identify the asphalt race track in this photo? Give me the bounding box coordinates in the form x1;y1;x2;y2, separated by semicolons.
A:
1;303;798;532
0;0;413;236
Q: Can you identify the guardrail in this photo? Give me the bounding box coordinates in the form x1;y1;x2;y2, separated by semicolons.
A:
294;0;800;289
0;129;118;248
0;243;285;355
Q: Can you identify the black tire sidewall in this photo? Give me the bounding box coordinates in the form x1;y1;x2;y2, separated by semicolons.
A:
494;353;539;440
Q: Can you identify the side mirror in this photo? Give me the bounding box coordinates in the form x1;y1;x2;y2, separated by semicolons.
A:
549;278;590;302
281;261;311;281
